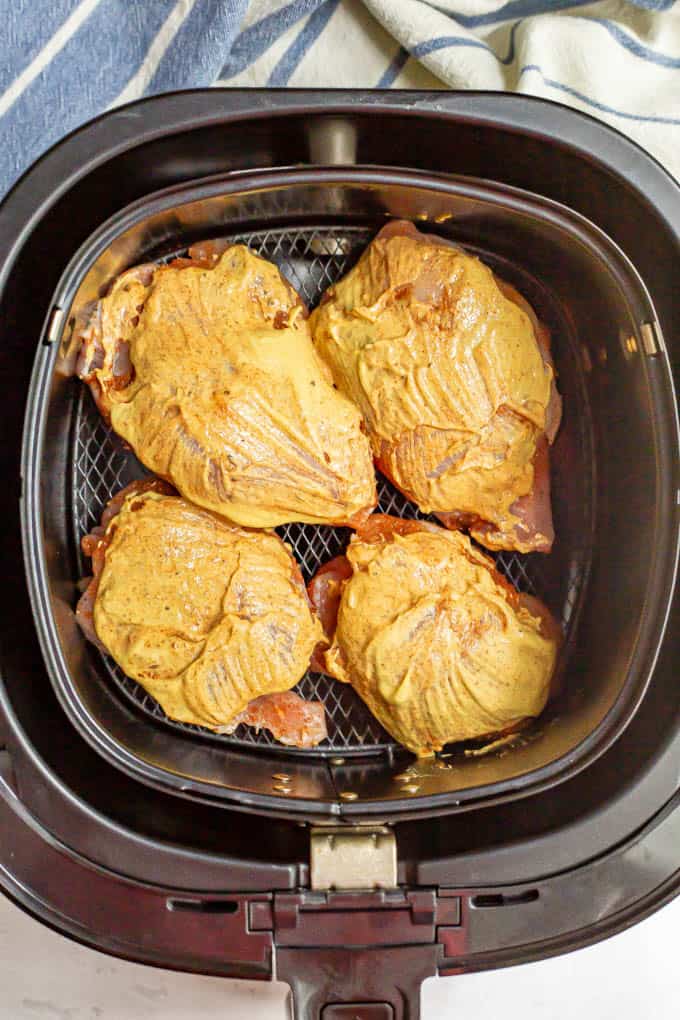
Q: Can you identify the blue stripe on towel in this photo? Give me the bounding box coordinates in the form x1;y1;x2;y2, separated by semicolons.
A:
427;0;595;29
412;20;523;65
147;0;248;92
520;63;680;123
219;0;325;79
377;46;410;87
580;17;680;68
625;0;676;9
268;0;340;86
412;35;489;58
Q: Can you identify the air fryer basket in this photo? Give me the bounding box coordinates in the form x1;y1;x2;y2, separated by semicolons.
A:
22;167;679;818
70;223;585;757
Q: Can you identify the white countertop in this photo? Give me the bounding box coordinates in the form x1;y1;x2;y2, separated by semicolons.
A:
1;887;677;1018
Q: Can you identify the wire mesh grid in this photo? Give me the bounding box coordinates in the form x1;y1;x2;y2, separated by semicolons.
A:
72;225;579;758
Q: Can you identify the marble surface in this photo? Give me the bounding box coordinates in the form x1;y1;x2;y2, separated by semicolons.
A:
0;889;677;1018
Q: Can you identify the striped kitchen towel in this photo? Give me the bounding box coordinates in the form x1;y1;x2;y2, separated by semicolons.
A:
1;0;679;200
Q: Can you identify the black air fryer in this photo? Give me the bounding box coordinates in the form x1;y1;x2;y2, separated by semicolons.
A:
1;91;679;1020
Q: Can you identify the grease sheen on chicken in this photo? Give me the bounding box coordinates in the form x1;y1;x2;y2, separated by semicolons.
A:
309;516;559;757
76;243;376;529
76;482;327;746
310;222;562;552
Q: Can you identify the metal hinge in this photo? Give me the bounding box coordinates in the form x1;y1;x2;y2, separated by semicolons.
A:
310;825;397;891
640;320;664;356
44;306;66;346
248;886;462;965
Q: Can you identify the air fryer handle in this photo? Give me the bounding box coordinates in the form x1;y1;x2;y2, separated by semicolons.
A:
278;944;440;1019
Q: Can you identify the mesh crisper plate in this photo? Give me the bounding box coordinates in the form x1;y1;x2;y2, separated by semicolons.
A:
72;226;582;757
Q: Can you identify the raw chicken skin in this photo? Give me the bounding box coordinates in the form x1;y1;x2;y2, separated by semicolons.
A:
76;482;326;745
76;244;376;529
309;515;559;756
310;221;562;552
218;690;328;748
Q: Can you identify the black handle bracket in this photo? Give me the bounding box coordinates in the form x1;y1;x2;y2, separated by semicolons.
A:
254;888;464;1019
278;943;441;1020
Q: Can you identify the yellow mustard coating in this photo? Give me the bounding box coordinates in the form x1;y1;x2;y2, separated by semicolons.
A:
323;528;557;756
87;246;376;528
93;491;323;728
310;233;554;543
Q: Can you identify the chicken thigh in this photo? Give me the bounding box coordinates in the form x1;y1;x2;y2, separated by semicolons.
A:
76;243;376;529
77;481;327;747
310;222;562;552
309;515;559;756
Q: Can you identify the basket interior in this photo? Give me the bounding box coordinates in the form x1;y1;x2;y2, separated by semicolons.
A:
71;225;588;759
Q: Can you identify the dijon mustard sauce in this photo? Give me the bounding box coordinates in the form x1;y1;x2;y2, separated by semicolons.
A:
310;234;554;544
323;527;557;756
84;246;376;528
93;490;322;728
